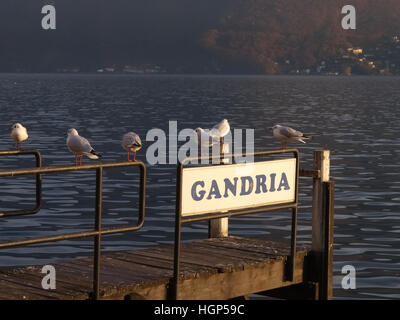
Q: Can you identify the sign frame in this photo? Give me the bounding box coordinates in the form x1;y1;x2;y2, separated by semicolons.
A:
171;149;300;299
180;158;297;217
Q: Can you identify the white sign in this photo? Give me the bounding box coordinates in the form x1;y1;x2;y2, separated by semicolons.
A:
180;158;297;217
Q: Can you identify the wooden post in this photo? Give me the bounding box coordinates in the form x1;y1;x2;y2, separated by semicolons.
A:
209;139;229;238
320;180;334;300
311;150;334;300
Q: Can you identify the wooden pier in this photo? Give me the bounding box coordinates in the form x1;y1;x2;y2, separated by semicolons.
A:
0;150;334;300
0;236;309;300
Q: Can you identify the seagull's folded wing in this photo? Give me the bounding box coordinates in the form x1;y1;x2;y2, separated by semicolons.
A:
281;127;303;138
68;136;94;153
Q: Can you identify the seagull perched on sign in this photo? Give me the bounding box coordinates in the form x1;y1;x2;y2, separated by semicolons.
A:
10;123;29;150
194;128;219;147
122;131;142;161
66;128;101;166
270;125;312;149
210;119;230;143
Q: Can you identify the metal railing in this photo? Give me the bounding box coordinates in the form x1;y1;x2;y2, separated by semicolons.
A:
0;150;42;217
0;149;146;299
171;149;300;299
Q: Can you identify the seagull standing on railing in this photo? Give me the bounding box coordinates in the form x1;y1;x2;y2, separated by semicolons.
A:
210;119;230;143
10;123;28;150
122;131;142;161
270;124;312;149
66;128;101;166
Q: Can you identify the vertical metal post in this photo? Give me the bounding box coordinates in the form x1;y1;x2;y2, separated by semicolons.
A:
286;150;299;281
35;152;42;212
209;140;229;238
311;150;332;299
320;181;335;300
312;150;330;253
172;164;183;300
172;213;182;300
93;167;103;300
285;206;297;281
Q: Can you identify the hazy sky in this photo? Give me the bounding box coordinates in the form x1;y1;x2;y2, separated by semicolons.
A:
0;0;233;71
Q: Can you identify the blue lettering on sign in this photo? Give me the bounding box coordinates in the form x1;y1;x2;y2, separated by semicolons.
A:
207;180;222;199
269;173;276;192
223;177;238;198
191;181;206;201
255;175;268;194
277;173;290;191
190;172;291;201
240;176;254;196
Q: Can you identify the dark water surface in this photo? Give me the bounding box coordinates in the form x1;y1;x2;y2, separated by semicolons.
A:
0;74;399;299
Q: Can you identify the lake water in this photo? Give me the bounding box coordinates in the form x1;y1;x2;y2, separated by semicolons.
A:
0;74;399;299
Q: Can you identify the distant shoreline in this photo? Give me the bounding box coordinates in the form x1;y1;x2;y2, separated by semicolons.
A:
0;72;399;77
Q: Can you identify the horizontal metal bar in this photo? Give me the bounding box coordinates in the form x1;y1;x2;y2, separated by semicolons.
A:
300;168;320;179
0;160;145;177
181;148;299;166
181;202;298;223
0;149;40;156
0;220;145;249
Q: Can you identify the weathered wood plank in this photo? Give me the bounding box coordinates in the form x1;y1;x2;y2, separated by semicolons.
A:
176;252;306;300
0;236;310;300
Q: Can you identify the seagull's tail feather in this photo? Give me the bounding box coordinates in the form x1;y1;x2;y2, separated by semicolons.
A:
303;135;312;140
86;149;101;159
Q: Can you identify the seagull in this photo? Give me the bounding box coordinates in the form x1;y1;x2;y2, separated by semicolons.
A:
10;123;28;150
122;132;142;161
194;128;219;147
210;119;230;143
271;125;312;149
66;128;101;166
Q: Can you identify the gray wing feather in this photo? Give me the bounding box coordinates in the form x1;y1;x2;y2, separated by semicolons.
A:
68;135;94;153
123;132;142;148
280;127;303;138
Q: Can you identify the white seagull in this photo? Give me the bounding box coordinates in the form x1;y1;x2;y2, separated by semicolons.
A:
271;124;312;149
194;128;219;148
122;132;142;161
210;119;230;143
66;128;101;166
10;123;29;150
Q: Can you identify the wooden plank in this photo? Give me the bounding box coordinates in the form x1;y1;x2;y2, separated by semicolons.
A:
0;270;88;300
0;262;93;300
0;278;55;299
190;238;302;258
177;252;306;300
55;257;171;300
207;236;308;252
183;242;279;265
124;250;213;276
